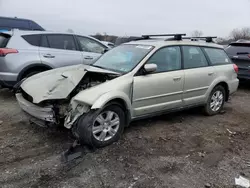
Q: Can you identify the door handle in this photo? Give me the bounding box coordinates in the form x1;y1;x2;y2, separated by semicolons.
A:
208;72;214;76
43;54;55;58
84;56;94;60
173;76;181;81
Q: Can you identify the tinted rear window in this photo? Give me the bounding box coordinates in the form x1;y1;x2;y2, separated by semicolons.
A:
225;44;250;55
204;48;231;65
22;35;41;46
0;34;10;47
47;35;77;50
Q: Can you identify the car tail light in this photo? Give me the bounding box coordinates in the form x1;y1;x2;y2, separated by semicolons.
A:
233;64;238;74
0;48;18;57
248;54;250;58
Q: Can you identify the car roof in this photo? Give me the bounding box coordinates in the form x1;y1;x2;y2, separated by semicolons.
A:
1;29;89;36
127;39;224;49
1;29;98;39
0;16;33;22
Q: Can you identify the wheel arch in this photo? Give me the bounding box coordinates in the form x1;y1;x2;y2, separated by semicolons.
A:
91;92;132;126
17;64;53;81
214;81;229;101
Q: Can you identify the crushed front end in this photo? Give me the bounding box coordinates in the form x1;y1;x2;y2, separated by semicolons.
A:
16;92;56;126
15;66;119;128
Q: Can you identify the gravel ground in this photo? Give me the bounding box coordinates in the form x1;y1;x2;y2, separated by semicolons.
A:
0;83;250;188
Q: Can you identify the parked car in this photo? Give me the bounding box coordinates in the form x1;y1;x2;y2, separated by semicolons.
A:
225;40;250;80
0;30;109;88
101;41;115;48
0;16;45;31
15;34;239;148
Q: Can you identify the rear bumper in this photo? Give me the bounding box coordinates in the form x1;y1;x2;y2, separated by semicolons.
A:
0;72;18;88
16;93;56;123
238;74;250;80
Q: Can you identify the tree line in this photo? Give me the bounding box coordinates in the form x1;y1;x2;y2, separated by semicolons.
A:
67;27;250;45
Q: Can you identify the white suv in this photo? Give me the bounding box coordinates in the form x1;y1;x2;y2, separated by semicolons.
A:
16;34;239;148
0;29;108;88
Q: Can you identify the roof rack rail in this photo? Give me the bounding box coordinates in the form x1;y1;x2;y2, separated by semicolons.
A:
182;36;217;42
141;33;186;40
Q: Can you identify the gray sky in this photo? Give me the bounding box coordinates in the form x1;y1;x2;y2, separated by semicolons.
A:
0;0;250;37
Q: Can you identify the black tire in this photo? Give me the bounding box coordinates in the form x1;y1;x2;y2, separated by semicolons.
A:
23;71;42;79
73;103;125;148
204;85;226;116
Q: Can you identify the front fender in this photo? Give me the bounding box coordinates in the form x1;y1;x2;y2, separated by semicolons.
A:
91;91;132;114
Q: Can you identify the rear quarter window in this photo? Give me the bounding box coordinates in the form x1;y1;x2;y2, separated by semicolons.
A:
204;48;231;65
22;35;41;46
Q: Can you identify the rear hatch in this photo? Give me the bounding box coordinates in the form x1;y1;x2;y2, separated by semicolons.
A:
225;42;250;78
0;32;18;72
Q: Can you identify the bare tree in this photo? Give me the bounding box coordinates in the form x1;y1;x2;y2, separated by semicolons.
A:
66;28;74;33
231;27;250;40
191;30;203;37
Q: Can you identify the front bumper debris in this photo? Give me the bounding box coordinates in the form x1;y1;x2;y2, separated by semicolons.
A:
16;93;55;123
64;101;90;129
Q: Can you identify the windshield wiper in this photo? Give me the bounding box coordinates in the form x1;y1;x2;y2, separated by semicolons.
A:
91;64;121;74
91;64;106;69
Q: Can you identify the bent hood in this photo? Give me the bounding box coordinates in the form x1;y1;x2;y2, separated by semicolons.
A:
20;65;119;104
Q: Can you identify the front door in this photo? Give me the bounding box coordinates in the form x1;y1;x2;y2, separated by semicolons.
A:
132;46;184;117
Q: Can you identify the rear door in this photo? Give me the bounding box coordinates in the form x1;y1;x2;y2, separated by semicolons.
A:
76;36;107;64
39;34;83;68
182;46;215;106
225;44;250;79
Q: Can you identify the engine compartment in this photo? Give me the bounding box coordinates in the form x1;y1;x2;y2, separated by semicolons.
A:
54;72;119;124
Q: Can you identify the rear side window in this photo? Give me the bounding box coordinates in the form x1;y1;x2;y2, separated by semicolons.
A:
0;34;10;47
182;46;208;69
40;35;49;48
47;35;77;51
22;35;41;46
225;45;250;55
204;48;231;65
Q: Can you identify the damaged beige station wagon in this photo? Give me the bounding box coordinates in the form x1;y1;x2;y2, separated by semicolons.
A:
16;34;239;148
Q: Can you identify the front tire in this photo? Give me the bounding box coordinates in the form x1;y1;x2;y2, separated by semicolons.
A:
204;85;226;116
74;103;125;148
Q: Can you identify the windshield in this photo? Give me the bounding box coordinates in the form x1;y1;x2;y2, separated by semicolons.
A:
93;44;154;73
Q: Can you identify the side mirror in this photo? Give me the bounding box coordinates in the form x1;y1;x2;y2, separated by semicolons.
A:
144;64;157;74
102;48;109;54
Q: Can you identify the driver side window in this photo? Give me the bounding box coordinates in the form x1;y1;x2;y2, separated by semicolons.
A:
77;36;106;54
147;46;181;73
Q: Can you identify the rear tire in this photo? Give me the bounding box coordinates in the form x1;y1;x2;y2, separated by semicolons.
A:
204;85;226;116
22;70;42;80
73;103;125;148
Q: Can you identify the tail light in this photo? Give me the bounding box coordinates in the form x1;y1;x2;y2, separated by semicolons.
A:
248;54;250;58
0;48;18;57
233;64;238;74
